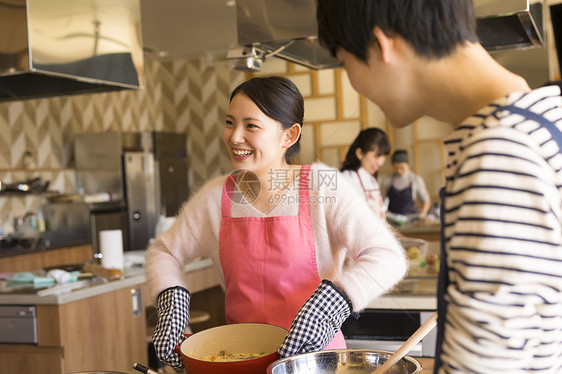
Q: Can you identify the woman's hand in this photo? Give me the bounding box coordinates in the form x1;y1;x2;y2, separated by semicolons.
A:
278;280;352;357
152;286;191;368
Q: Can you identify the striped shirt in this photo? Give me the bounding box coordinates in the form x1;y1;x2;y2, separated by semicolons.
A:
438;85;562;373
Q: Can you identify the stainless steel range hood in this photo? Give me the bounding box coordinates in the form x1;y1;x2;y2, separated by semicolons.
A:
474;0;544;51
234;0;545;72
234;0;340;71
0;0;144;102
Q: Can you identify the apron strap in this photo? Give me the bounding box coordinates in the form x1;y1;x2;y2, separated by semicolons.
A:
298;165;312;217
221;174;236;218
434;187;447;373
355;170;368;192
497;104;562;148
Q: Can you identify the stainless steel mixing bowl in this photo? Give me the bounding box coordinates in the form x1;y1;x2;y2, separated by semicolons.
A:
267;349;422;374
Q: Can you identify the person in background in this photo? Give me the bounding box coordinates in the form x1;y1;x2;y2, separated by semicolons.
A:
316;0;562;373
380;150;431;216
340;127;390;219
146;76;406;368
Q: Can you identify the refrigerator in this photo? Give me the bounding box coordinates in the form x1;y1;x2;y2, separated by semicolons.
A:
74;131;188;252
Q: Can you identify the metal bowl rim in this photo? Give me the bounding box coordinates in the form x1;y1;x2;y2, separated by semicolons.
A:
267;349;422;373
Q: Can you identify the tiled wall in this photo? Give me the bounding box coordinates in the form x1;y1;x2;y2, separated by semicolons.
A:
0;56;243;227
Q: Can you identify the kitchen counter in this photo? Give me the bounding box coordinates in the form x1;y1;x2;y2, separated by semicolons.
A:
398;221;440;241
0;243;95;274
0;255;215;305
0;245;42;259
369;265;438;310
0;237;91;259
0;253;220;374
345;264;438;359
368;293;437;310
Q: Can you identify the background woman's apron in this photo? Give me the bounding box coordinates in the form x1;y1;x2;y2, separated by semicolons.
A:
388;183;415;214
355;170;385;219
219;165;346;350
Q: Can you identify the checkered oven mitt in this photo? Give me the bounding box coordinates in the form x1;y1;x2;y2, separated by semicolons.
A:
278;280;353;358
152;286;191;368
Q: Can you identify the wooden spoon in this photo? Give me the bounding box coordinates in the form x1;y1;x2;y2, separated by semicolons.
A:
371;312;437;374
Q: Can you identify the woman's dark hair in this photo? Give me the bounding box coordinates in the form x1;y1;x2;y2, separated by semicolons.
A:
229;76;304;164
317;0;478;62
340;128;390;172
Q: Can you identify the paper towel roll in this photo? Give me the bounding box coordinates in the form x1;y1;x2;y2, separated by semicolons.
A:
99;230;124;270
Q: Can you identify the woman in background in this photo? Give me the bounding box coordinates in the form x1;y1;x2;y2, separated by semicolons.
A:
381;150;431;216
340;128;390;219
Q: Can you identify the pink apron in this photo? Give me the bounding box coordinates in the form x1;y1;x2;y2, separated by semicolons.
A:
219;165;346;350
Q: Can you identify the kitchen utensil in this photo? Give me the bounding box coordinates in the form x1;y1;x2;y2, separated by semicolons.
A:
4;177;50;193
99;229;124;270
371;312;437;374
83;263;123;280
133;362;159;374
177;323;287;374
5;272;55;288
267;349;422;374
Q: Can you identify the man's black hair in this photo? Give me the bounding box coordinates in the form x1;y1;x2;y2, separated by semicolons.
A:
317;0;479;63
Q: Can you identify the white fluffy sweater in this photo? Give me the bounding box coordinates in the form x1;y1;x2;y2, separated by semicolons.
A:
145;163;407;311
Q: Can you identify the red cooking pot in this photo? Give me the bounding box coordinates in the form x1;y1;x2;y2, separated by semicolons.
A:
176;323;287;374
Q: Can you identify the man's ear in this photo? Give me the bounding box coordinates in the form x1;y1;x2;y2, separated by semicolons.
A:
283;123;302;148
372;26;394;63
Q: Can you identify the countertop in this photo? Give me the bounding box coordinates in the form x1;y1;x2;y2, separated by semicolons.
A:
398;221;441;242
1;246;436;310
367;259;439;310
368;293;437;310
0;238;91;258
0;254;214;305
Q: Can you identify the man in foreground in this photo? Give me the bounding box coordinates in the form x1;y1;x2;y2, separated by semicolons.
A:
316;1;562;372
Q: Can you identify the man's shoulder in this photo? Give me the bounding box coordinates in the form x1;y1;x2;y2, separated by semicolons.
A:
452;87;561;143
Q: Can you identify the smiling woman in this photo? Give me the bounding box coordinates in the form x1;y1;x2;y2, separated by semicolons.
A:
225;76;303;164
222;76;303;212
145;75;407;369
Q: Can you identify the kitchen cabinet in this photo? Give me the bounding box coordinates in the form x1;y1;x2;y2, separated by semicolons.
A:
0;244;93;273
0;251;44;273
0;257;221;374
0;284;147;374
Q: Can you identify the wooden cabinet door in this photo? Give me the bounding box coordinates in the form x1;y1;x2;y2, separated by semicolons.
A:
0;245;93;273
0;349;64;374
0;252;43;273
42;245;93;268
59;285;148;372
